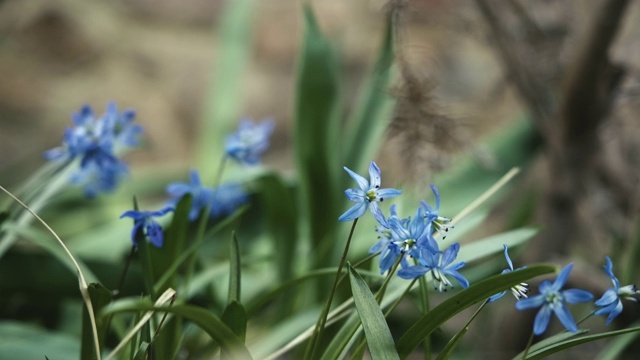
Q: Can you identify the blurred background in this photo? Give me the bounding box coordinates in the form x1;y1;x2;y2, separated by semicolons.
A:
2;0;640;358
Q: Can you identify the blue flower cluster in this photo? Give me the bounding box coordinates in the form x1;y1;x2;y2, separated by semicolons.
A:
45;103;142;197
225;118;275;165
339;161;468;292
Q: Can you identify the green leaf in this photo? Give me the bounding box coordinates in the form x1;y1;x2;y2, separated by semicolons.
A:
454;227;539;263
0;321;80;359
81;283;113;360
102;301;252;359
228;231;242;304
197;0;256;177
521;327;640;360
343;14;395;173
222;300;248;342
395;265;556;359
348;264;400;360
294;3;341;262
512;330;586;359
596;321;640;360
435;327;468;360
133;342;150;360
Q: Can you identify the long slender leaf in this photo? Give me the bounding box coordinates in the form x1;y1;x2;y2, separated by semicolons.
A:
81;283;113;360
522;326;640;359
102;301;252;359
396;265;556;359
596;322;640;360
222;300;248;342
228;231;242;304
294;3;341;266
348;264;399;360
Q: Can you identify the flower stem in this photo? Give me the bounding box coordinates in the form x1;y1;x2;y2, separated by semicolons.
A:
417;262;431;360
114;245;137;298
522;331;535;360
306;218;359;360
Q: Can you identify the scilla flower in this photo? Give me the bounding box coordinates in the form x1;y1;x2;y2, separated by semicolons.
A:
225;117;275;165
120;206;174;248
421;184;453;236
166;169;214;221
488;244;529;302
515;263;593;335
398;242;469;292
338;161;402;224
595;256;640;325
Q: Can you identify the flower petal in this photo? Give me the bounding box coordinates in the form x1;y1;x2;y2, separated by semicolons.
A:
595;288;618;307
533;305;552;336
552;304;578;333
444;268;469;289
515;294;545;310
377;188;403;200
503;244;514;271
563;289;593;304
397;266;429;280
488;291;507;303
344;188;365;202
552;263;574;291
344;166;369;190
368;161;382;188
368;202;387;225
430;184;441;210
338;202;367;222
441;243;460;267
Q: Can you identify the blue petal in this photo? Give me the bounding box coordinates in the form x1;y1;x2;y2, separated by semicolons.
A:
377;188;403;200
120;210;144;220
605;300;624;325
503;244;514;271
441;243;460;267
595;288;618;307
368;202;387;225
397;266;429;279
445;269;469;288
344;166;369;190
345;188;365;202
368;161;381;188
430;184;441;210
146;221;164;248
338;202;367;222
552;263;574;291
553;304;578;333
563;289;593;304
488;291;507;303
603;256;620;289
515;294;545;310
533;305;552;335
189;169;202;186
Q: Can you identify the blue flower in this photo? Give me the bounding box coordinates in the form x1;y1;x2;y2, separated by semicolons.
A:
371;205;431;274
594;256;640;325
421;184;453;235
397;242;469;292
338;161;402;224
166;169;214;221
225;118;275;165
515;263;593;335
488;244;529;302
120;206;174;248
210;182;250;218
44;103;142;197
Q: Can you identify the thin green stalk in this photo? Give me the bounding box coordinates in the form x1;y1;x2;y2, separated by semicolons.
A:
306;218;359;360
522;331;535;360
114;245;137;298
435;299;489;360
417;264;431;360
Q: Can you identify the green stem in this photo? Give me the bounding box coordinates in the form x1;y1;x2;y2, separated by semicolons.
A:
114;245;137;298
522;331;535;360
306;218;359;360
417;263;431;360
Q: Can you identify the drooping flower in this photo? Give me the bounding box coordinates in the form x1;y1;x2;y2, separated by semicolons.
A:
44;103;142;197
338;161;402;224
397;242;469;292
371;205;430;274
225;118;275;165
488;244;529;302
120;206;174;248
166;169;214;221
421;184;453;235
594;256;640;325
515;263;593;335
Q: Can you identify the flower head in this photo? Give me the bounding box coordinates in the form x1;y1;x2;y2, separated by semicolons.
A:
225;118;275;165
120;206;174;248
421;184;454;236
397;242;469;292
515;263;593;335
371;205;431;274
44;103;142;197
488;244;529;302
594;256;640;325
166;169;214;221
210;183;250;218
338;161;402;224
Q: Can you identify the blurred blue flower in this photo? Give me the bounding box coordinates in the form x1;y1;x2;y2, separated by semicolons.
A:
44;103;142;197
225;118;275;165
594;256;640;325
421;184;453;235
210;182;250;218
166;169;214;221
338;161;402;224
488;244;529;302
397;242;469;292
515;263;593;335
120;206;174;248
371;205;430;274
